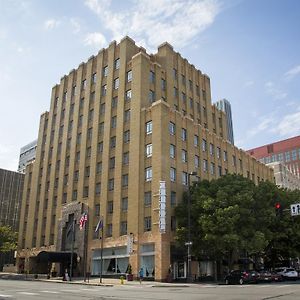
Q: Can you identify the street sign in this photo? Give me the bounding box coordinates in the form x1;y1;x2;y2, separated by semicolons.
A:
290;203;300;216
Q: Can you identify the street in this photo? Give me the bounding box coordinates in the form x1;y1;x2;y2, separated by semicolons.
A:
1;280;300;300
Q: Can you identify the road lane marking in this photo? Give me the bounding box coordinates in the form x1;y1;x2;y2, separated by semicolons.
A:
41;290;59;293
18;292;40;296
0;294;12;298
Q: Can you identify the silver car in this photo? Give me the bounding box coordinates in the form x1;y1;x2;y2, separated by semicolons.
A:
275;267;298;280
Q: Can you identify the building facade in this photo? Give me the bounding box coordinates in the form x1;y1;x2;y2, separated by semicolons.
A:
0;168;24;270
247;135;300;176
17;37;274;281
18;140;38;173
215;99;234;145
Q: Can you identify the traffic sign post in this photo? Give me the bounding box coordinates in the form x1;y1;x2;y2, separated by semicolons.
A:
290;203;300;216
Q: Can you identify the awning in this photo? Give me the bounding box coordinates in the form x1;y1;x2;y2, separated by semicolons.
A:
36;251;77;263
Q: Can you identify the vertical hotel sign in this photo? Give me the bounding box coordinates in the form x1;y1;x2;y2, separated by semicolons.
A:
159;181;166;233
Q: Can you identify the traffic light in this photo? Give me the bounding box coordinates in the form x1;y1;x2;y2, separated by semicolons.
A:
275;202;282;217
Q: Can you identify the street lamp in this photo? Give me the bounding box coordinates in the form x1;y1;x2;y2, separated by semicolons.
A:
186;171;197;283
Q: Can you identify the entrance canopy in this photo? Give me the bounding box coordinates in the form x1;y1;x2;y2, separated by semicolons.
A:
37;251;77;263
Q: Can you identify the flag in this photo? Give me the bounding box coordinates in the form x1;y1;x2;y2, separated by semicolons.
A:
79;212;88;230
95;219;103;233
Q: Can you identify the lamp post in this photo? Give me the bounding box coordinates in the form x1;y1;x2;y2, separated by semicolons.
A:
186;171;197;283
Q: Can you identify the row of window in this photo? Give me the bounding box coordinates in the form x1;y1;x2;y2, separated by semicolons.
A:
260;149;300;164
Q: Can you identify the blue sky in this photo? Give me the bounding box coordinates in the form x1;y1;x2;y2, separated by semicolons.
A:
0;0;300;171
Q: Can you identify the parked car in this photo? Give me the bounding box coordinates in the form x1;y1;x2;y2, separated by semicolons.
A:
224;270;259;285
275;267;298;280
257;270;272;283
271;271;283;282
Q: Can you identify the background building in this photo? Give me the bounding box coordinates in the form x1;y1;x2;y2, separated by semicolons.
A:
18;140;37;173
215;99;234;145
247;135;300;176
0;168;24;270
17;37;273;281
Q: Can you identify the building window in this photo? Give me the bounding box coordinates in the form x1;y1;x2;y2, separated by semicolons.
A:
194;135;199;147
99;122;104;134
114;58;120;70
125;89;132;101
72;190;77;201
72;86;76;96
145;167;152;182
77;133;81;144
109;157;115;169
83;186;89;198
106;224;112;237
81;79;87;90
195;155;200;168
98;142;103;153
112;96;118;108
123;152;129;165
174;87;178;97
149;90;155;103
127;70;132;82
87;128;93;140
114;77;119;89
232;155;236;167
171;191;176;206
161;78;166;90
223;151;228;162
121;197;128;211
182;172;188;185
95;204;100;216
96;162;102;174
171;216;176;231
149;71;155;83
101;85;107;96
173;68;177;80
169;122;176;135
103;66;108;77
181;74;186;85
292;149;297;161
182;149;187;162
146;144;152;157
120;221;127;236
285;151;291;162
124;109;130;122
124;130;130;143
216;147;221;159
107;201;113;213
144;191;152;207
76;151;80;162
210;162;215;174
218;166;222;177
170;167;176;182
100;103;105;114
170;144;176;159
110;136;116;148
202;139;207;151
181;128;187;141
144;216;151;232
209;143;214;156
85;166;90;177
181;92;186;103
92;73;97;84
108;178;114;191
111;116;117;128
278;153;284;161
146;121;152;134
95;183;101;195
203;159;208;172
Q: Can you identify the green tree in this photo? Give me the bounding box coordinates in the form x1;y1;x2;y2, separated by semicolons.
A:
0;226;17;252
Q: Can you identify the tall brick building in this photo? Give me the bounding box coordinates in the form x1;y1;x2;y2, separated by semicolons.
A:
17;37;273;281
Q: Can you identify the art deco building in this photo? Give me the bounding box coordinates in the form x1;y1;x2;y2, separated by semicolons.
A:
17;37;274;281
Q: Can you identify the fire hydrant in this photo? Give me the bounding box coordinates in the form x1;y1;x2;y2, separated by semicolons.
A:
120;276;124;284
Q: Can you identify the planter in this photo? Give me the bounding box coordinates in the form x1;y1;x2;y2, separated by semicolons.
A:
126;274;133;281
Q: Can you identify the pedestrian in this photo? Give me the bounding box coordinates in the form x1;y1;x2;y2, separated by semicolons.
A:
139;267;144;284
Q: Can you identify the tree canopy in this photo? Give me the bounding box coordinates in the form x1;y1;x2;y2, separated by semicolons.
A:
0;226;17;252
175;174;300;268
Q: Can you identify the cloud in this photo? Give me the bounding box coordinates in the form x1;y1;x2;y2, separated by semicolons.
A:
44;19;60;30
70;18;81;34
247;117;275;138
264;81;287;100
275;110;300;137
284;65;300;80
84;0;221;51
84;32;107;48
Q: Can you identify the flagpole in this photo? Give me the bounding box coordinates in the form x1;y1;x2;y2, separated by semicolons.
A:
100;219;104;283
83;214;88;282
70;218;75;281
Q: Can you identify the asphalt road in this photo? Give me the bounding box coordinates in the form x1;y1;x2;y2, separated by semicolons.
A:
1;280;300;300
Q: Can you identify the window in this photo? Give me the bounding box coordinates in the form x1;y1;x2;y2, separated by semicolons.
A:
232;155;236;167
127;70;132;82
146;144;152;157
203;159;208;172
112;96;118;108
149;71;155;83
96;162;102;174
111;116;117;128
149;90;155;103
144;216;151;231
87;128;92;140
103;66;108;77
120;221;127;236
171;191;176;206
173;68;177;80
95;204;100;216
181;128;187;141
85;166;90;177
145;167;152;182
72;86;77;96
81;79;87;90
223;151;228;162
121;197;128;211
170;144;176;159
182;172;188;185
109;157;115;169
209;143;214;156
170;167;176;182
144;191;152;207
292;149;297;161
146;121;152;134
108;178;114;191
99;122;104;134
278;153;284;161
114;58;120;69
114;77;119;89
182;149;187;162
110;136;116;148
195;155;200;168
98;142;103;153
285;151;290;162
202;139;207;151
216;147;221;159
83;186;89;198
92;73;97;84
194;135;199;147
76;151;80;162
95;183;101;195
218;166;222;177
124;109;130;122
100;103;105;114
122;174;128;187
106;224;112;237
210;162;215;174
171;216;176;231
123;152;129;165
77;133;81;144
125;89;132;101
174;87;178;97
107;201;113;213
124;130;130;143
161;79;166;90
89;109;94;122
181;92;186;103
181;74;185;85
169;122;176;135
101;85;107;96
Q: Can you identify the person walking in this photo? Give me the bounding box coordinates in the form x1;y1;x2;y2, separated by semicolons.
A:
139;267;144;284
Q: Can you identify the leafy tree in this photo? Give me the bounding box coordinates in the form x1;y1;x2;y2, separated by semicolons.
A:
0;226;17;252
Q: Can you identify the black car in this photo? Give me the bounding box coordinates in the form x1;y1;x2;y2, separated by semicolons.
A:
224;270;259;285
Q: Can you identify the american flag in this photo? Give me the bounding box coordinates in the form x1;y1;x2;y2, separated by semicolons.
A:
79;212;88;230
